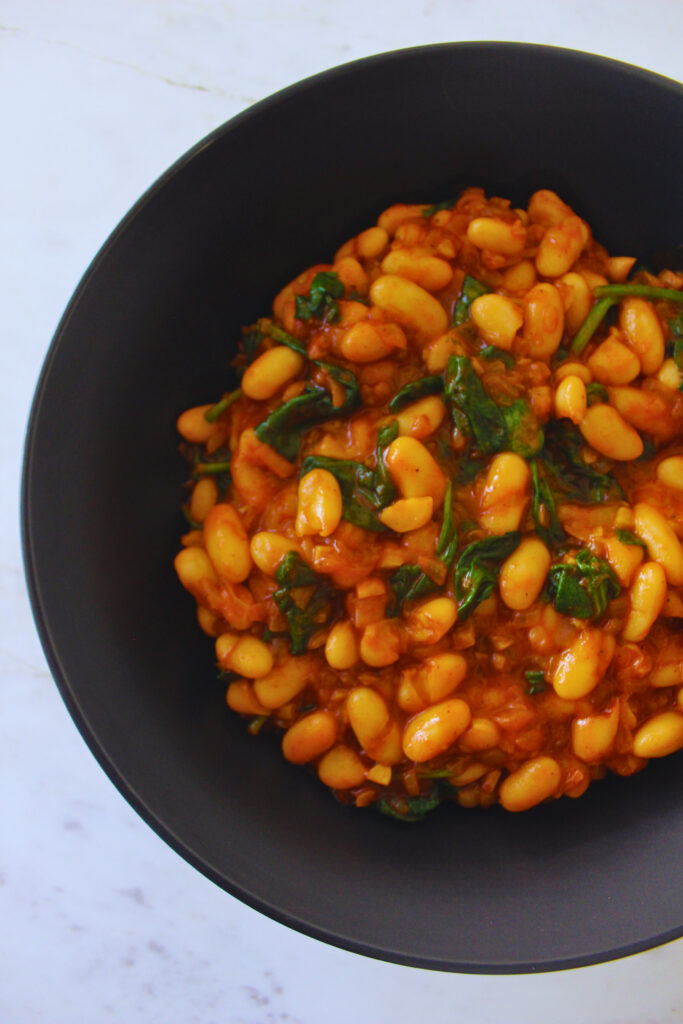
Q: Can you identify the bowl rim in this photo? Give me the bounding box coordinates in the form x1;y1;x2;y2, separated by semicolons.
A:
21;40;683;974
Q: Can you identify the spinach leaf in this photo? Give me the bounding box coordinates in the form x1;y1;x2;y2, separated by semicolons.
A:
616;528;647;550
667;313;683;391
389;375;444;412
585;382;608;405
295;271;344;322
422;198;455;217
378;785;447;822
546;549;620;620
273;552;338;655
453;275;491;326
453;531;521;620
541;419;624;504
241;326;264;365
445;356;543;457
571;283;683;356
525;670;546;695
255;364;361;461
300;423;398;534
387;481;458;615
204;388;241;423
480;344;516;370
530;460;565;548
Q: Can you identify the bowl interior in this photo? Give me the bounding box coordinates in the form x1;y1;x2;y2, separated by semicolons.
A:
23;43;683;972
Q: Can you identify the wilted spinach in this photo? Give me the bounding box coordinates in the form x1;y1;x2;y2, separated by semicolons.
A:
294;271;345;322
524;670;546;695
273;552;338;655
389;375;444;412
530;460;565;548
541;419;624;504
387;481;458;614
479;344;516;370
546;549;620;620
453;275;490;326
378;783;449;822
453;531;521;620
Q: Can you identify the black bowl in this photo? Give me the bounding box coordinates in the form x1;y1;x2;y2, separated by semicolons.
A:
22;43;683;973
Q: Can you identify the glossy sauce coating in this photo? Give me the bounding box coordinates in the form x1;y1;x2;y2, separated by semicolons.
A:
175;187;683;819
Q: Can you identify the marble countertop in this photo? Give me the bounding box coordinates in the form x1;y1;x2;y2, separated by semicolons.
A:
2;1;682;1021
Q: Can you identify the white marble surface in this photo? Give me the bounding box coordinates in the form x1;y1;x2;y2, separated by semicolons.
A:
2;1;682;1021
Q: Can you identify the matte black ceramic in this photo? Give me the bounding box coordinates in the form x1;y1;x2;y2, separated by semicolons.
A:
23;43;683;973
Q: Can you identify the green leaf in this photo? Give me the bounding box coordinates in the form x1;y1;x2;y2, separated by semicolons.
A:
453;275;491;326
204;388;241;423
273;552;338;655
377;786;446;822
242;326;264;364
570;296;618;355
616;529;647;550
530;460;565;548
388;375;444;412
585;382;609;406
255;366;361;461
445;356;542;457
387;481;458;616
541;420;624;504
422;198;455;217
546;549;620;620
480;345;516;370
300;426;397;534
525;670;546;695
294;271;345;322
453;532;521;620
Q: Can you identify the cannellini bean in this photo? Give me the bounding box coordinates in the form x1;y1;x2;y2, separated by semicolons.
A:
377;203;428;235
571;704;620;762
587;334;641;385
499;756;562;811
657;357;683;390
459;717;501;752
535;216;587;278
216;633;274;679
499;537;551;610
619;297;665;375
657;455;683;491
650;662;683;688
356;225;389;259
253;656;315;709
394;395;446;439
369;274;448;344
385;436;447;505
501;259;536;293
405;596;458;644
552;630;616;699
347;687;388;745
296;468;343;538
380;247;454;292
241;346;305;400
402;698;471;762
479;452;530;534
250;531;299;575
579;404;643;461
197;604;222;637
203;503;253;583
422;331;461;372
226;680;269;716
521;283;565;358
398;653;468;713
282;711;337;764
554;375;587;424
340;321;406;362
602;532;644;587
176;404;215;443
633;503;683;585
379;496;433;533
527;189;573;226
470;293;524;349
467;216;527;255
622;561;668;642
189;477;218;524
606;257;636;282
324;620;359;670
359;619;402;667
559;272;592;334
333;256;369;295
633;712;683;759
317;744;367;788
554;360;592;384
607;385;676;442
174;546;217;596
